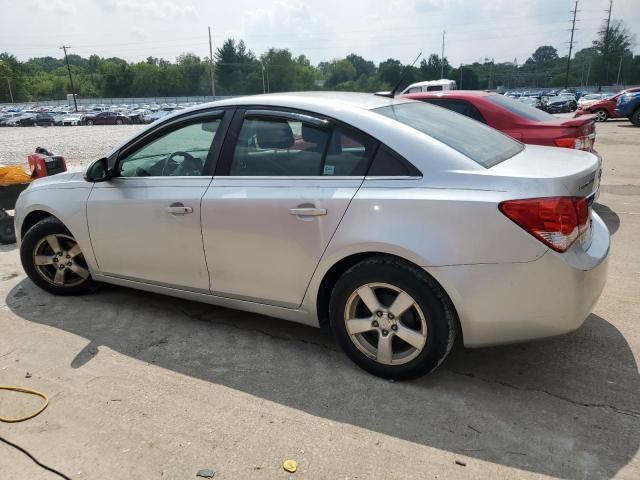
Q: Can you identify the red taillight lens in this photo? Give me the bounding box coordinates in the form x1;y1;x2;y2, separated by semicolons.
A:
499;197;589;252
554;135;592;151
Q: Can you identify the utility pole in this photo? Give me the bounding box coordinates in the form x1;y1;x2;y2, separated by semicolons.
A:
60;46;78;112
603;0;613;84
564;1;579;89
616;55;623;85
586;61;591;87
440;30;445;78
208;26;216;98
6;77;13;103
459;64;463;89
261;63;266;94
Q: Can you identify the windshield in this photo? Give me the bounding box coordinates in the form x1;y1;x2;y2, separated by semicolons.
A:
374;102;524;168
488;94;557;122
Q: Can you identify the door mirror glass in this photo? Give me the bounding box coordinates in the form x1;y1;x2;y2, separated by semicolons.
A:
85;157;109;182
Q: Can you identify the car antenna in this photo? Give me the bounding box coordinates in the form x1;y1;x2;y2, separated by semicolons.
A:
375;52;423;98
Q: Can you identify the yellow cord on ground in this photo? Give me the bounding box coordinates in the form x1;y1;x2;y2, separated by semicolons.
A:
0;386;49;423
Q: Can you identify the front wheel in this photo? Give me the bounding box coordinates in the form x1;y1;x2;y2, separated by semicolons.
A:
86;119;94;126
631;109;640;127
20;217;97;295
0;216;15;244
329;256;456;379
116;119;123;125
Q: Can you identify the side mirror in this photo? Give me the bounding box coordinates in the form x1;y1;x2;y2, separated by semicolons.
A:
84;157;111;182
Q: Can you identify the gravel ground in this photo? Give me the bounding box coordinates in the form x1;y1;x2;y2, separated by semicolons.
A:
0;125;145;170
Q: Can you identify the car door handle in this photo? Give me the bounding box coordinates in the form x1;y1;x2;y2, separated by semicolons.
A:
289;207;327;217
166;203;193;215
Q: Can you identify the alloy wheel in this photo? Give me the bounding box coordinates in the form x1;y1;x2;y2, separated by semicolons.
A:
344;283;428;365
595;110;608;122
32;234;90;288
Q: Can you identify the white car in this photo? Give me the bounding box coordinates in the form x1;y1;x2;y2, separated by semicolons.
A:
14;92;609;379
62;114;83;126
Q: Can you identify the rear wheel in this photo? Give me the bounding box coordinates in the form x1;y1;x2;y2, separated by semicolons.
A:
20;217;97;295
86;119;94;126
116;119;123;125
329;256;456;379
631;109;640;127
594;109;608;122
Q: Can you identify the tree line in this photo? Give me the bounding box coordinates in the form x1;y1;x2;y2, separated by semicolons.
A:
0;18;637;103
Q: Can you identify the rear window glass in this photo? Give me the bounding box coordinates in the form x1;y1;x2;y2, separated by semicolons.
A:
374;102;523;168
488;94;557;122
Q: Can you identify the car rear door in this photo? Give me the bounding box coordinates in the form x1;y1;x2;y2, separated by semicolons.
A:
201;108;377;308
86;109;231;291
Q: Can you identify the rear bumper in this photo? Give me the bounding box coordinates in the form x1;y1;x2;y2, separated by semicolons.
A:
426;212;610;347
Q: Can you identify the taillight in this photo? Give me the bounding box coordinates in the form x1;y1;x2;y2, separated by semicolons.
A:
555;135;592;151
499;197;590;252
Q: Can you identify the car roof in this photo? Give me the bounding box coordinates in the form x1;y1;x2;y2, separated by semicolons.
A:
402;90;492;99
191;91;414;113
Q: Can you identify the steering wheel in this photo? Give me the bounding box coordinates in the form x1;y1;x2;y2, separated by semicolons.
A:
161;151;198;176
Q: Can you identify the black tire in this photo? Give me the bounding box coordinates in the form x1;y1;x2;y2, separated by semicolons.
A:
594;109;608;122
86;119;94;126
329;255;457;379
20;217;97;295
631;109;640;127
116;119;123;125
0;216;16;244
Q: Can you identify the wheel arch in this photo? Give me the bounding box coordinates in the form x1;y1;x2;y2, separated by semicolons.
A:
315;251;462;342
21;210;59;240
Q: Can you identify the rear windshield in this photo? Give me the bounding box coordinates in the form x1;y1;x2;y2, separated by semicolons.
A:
488;94;557;122
374;102;524;168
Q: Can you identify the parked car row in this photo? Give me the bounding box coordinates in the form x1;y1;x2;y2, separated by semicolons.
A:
0;101;207;127
574;87;640;123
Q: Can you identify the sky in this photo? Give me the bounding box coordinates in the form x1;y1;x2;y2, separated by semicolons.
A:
1;0;639;66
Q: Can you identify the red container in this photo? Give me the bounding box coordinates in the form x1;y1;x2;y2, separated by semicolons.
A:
28;147;67;179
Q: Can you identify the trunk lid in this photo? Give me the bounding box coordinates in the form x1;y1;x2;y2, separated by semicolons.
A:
489;144;602;198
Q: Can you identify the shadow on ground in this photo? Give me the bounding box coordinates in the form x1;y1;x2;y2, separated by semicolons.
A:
7;281;640;479
594;202;621;235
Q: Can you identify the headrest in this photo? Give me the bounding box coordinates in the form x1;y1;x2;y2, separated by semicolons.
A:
301;124;327;146
255;120;294;149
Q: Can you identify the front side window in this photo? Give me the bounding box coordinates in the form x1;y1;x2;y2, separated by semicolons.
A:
118;117;221;177
229;115;375;177
374;101;523;168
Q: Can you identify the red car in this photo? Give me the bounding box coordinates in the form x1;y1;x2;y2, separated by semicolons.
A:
401;91;596;152
575;87;640;122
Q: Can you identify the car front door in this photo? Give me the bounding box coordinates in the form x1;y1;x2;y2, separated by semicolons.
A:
86;109;230;291
201;108;377;308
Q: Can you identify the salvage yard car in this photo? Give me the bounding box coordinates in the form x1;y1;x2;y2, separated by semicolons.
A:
575;87;640;122
14;92;609;379
83;110;129;125
402;91;597;151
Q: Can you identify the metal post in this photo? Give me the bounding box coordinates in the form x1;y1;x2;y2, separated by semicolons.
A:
261;63;266;94
60;46;78;112
6;77;13;103
208;26;216;98
441;30;445;78
565;1;579;89
604;0;613;84
459;64;463;89
586;61;591;87
616;55;623;85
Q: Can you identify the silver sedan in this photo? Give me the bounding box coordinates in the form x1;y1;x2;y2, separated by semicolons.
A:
14;92;609;379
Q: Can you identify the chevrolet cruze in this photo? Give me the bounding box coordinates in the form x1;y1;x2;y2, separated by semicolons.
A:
15;92;610;379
